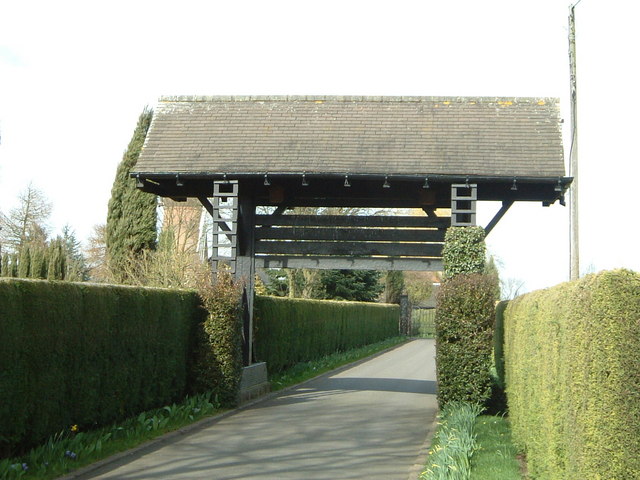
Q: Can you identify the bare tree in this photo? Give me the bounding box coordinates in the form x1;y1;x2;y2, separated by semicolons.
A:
85;224;110;282
0;183;52;252
501;277;526;300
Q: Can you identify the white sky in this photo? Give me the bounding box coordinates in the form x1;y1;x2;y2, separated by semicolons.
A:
1;0;639;292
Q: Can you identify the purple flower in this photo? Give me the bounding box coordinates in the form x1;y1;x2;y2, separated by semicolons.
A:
65;450;77;460
22;463;28;471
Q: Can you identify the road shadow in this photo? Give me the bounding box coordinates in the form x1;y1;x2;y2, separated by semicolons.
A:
258;377;438;407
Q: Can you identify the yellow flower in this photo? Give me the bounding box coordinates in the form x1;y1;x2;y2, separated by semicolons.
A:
71;424;79;433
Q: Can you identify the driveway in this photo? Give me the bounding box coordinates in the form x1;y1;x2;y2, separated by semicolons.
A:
81;339;438;480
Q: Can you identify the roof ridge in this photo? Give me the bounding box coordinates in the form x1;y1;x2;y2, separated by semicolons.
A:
158;95;558;104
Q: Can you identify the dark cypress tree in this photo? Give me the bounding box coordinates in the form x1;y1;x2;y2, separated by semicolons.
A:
29;244;48;279
9;253;18;277
47;237;66;280
0;251;6;277
17;245;31;278
384;271;405;304
106;107;157;283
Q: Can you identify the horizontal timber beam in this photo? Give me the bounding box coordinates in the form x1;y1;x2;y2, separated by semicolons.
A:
257;255;443;272
255;240;443;257
255;227;446;243
255;215;450;229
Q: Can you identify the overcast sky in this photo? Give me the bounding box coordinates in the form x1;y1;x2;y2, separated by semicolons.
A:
1;0;638;292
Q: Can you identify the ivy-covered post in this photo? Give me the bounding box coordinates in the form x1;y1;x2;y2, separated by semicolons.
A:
441;226;486;278
435;225;497;408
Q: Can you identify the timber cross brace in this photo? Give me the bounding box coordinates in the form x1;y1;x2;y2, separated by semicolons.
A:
132;95;572;365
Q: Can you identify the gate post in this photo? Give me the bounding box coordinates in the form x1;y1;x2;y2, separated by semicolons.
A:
399;294;411;336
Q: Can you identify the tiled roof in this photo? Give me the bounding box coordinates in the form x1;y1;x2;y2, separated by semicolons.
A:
134;96;565;178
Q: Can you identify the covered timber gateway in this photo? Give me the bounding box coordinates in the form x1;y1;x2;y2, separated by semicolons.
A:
132;95;570;366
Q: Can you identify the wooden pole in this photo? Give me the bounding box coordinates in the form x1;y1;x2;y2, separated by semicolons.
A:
569;3;581;280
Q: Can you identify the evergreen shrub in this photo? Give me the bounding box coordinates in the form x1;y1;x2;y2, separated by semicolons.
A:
254;296;399;373
435;274;496;407
0;278;203;456
504;269;640;479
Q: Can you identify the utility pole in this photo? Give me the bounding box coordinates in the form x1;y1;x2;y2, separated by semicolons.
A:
568;2;581;280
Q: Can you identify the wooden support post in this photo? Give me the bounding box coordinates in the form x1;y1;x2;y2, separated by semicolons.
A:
235;187;256;366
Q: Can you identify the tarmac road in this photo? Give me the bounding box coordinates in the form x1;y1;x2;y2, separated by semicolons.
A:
80;339;438;480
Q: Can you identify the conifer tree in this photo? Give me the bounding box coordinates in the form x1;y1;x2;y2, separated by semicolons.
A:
106;107;157;283
17;245;31;278
384;271;405;304
29;244;48;279
9;253;18;277
0;252;6;277
62;225;88;281
47;238;66;280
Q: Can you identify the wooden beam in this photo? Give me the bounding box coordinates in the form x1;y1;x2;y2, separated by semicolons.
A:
255;214;450;229
197;196;214;216
255;226;445;243
255;240;443;257
257;255;443;272
484;200;514;236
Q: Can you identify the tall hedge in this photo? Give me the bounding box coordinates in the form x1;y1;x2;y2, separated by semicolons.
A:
0;279;204;455
254;296;399;373
435;274;496;407
504;269;640;479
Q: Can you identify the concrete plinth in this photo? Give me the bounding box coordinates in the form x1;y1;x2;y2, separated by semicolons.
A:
239;362;270;404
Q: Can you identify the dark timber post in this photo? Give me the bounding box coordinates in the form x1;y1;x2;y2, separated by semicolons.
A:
236;184;256;366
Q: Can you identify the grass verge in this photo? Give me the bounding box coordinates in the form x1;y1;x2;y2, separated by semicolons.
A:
268;336;408;391
0;393;224;480
470;415;522;479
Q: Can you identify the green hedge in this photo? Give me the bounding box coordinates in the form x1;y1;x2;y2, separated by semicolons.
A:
253;295;399;373
504;270;640;479
435;274;496;407
0;279;204;456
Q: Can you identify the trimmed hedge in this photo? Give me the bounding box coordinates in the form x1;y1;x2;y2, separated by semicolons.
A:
253;295;399;373
435;274;496;407
504;270;640;479
0;279;204;456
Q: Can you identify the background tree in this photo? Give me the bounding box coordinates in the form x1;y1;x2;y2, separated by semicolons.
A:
29;243;48;279
106;107;157;283
84;224;108;282
62;225;88;281
47;237;67;280
0;183;52;253
319;269;383;302
384;271;405;304
0;252;7;276
484;255;502;299
501;277;525;300
17;245;30;278
404;271;437;306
